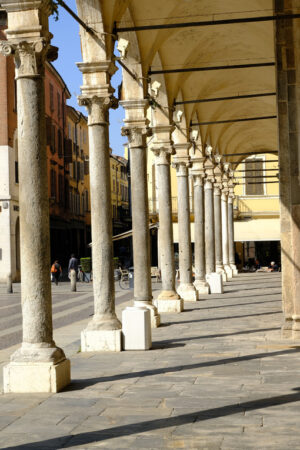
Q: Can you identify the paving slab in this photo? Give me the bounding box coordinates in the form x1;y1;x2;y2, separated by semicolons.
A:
1;273;300;449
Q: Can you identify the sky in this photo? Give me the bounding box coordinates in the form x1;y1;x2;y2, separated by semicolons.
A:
49;0;127;156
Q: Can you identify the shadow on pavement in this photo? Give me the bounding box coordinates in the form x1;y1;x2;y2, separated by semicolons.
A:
4;388;300;449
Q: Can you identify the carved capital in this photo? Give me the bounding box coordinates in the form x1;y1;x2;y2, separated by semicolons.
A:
0;38;52;78
121;125;151;148
78;95;118;125
151;141;174;165
173;162;189;177
193;174;205;187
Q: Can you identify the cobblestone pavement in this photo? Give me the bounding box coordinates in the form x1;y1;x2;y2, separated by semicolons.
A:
1;273;300;449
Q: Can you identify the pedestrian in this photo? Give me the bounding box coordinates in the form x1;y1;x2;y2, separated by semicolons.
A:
68;254;78;279
51;260;62;286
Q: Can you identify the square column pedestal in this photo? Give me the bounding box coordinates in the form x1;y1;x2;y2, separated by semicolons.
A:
224;266;233;279
3;359;70;393
122;307;152;350
231;265;238;276
154;291;184;313
154;298;184;313
193;280;210;296
81;330;122;352
206;273;223;294
177;283;198;302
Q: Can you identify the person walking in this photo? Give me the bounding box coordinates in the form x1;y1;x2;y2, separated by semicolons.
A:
51;260;62;286
68;254;78;279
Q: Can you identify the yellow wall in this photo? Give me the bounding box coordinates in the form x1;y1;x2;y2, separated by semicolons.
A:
110;154;129;218
233;153;279;219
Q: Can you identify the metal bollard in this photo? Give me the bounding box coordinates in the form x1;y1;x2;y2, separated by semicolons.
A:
70;269;77;292
6;274;13;294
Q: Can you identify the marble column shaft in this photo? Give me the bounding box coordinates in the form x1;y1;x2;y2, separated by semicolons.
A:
194;176;206;282
0;38;65;363
222;191;230;268
228;196;235;266
130;134;152;304
177;163;193;284
214;186;223;270
156;152;177;295
204;180;216;274
83;97;121;330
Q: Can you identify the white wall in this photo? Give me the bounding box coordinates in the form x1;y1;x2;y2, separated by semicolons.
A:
0;144;20;282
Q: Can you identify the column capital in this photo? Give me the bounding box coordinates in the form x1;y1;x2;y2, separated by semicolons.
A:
121;123;151;148
193;174;205;187
0;39;56;78
172;142;191;170
78;94;118;126
214;154;224;189
150;125;175;164
0;0;55;78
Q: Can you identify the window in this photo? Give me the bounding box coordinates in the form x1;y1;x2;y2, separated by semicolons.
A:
113;179;115;192
57;93;61;119
15;161;19;184
51;124;56;154
49;83;54;112
85;190;89;212
68;123;72;139
50;169;56;199
245;158;264;196
58;174;64;205
57;129;63;158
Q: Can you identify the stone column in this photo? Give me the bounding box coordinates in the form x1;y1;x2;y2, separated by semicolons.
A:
78;64;122;352
204;179;215;274
228;185;238;276
1;0;70;393
193;175;209;295
151;131;183;313
204;148;223;293
275;0;300;338
173;148;197;302
221;190;233;279
121;99;160;329
213;156;227;282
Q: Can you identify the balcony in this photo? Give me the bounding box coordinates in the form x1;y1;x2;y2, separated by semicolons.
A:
234;195;280;219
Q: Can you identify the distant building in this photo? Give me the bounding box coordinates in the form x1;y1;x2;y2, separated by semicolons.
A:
0;23;92;279
66;105;91;260
0;24;19;282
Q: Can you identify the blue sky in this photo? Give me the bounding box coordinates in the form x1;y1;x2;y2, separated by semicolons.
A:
49;0;126;156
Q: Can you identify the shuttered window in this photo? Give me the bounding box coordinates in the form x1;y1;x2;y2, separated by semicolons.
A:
245;159;264;196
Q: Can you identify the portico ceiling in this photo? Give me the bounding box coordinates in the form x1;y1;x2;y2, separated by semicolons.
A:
81;0;278;160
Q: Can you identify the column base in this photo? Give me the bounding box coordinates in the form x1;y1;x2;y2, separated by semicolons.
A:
81;329;122;352
292;315;300;340
206;273;223;294
154;297;184;313
224;265;233;279
3;359;70;393
281;317;293;339
177;283;198;301
193;280;209;296
216;266;227;282
122;307;151;350
133;301;160;328
230;264;238;276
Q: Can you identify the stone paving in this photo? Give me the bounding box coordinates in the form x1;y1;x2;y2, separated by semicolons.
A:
1;273;300;449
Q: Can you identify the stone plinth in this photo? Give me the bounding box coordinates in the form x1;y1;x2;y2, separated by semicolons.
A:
154;297;184;313
81;329;122;352
193;280;209;296
206;273;223;294
3;359;70;393
177;283;198;302
224;265;233;279
122;307;151;350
